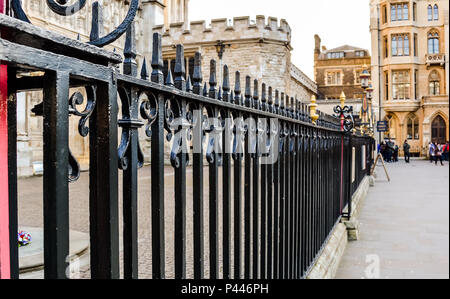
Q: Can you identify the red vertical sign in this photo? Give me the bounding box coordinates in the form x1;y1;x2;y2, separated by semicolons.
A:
0;0;11;279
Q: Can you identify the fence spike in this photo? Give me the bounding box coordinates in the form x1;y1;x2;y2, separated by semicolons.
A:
174;45;186;91
77;33;80;41
165;69;174;87
223;65;230;102
234;71;241;105
280;92;285;116
186;75;193;92
203;82;208;97
192;52;203;95
290;97;295;118
90;1;103;42
151;33;164;84
261;83;267;112
275;90;280;114
244;76;252;108
253;79;259;110
123;21;137;77
218;86;223;101
230;90;235;104
268;86;273;113
209;60;217;99
140;58;149;80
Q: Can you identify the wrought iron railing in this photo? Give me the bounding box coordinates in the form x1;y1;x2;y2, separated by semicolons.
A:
0;1;374;279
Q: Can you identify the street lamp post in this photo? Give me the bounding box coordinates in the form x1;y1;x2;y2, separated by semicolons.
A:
359;66;371;136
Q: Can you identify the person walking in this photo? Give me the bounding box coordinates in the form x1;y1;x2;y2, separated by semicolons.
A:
443;141;449;161
380;142;386;161
429;142;436;163
386;139;394;163
434;143;444;166
403;140;411;163
393;144;399;162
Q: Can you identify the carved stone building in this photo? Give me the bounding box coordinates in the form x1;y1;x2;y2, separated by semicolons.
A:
16;0;316;177
313;34;372;117
370;0;449;156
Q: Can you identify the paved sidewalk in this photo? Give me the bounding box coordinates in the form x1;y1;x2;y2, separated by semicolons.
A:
336;160;449;279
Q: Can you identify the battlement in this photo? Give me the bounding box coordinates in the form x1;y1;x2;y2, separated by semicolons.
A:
153;15;291;46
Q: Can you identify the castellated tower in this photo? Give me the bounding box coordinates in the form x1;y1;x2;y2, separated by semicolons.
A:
153;15;317;103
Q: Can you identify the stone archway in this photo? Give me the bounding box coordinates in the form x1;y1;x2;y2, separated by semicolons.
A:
432;115;447;144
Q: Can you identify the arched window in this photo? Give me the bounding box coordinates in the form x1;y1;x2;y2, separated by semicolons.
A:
404;35;410;56
407;114;419;140
428;31;439;54
428;5;433;21
429;71;441;95
403;4;409;20
385;114;396;139
392;36;397;56
434;4;439;20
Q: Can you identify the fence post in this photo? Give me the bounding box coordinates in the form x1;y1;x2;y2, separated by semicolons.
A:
0;0;11;280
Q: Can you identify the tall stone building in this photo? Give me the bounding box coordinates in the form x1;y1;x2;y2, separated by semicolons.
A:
15;0;316;177
313;34;372;116
370;0;449;156
155;16;317;102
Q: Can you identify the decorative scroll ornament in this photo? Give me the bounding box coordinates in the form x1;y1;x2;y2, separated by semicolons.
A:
232;114;246;160
333;105;355;133
117;87;145;171
165;98;191;168
140;92;158;139
11;0;139;47
69;85;96;137
204;107;223;164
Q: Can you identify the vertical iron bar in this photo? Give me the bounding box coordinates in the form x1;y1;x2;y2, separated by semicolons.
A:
89;76;120;279
43;71;70;279
244;123;252;279
233;121;242;279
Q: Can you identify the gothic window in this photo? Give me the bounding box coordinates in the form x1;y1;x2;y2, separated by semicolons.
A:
407;114;419;140
428;31;439;54
385;114;396;139
429;71;441;96
392;36;397;56
385;72;389;101
428;5;433;21
434;4;439;20
392;70;410;100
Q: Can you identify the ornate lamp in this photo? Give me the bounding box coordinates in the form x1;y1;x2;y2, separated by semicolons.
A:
366;81;374;101
360;65;370;90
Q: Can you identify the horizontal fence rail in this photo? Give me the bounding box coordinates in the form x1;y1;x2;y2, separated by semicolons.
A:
0;5;375;279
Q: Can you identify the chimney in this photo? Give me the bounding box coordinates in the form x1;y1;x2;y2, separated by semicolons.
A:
314;34;321;55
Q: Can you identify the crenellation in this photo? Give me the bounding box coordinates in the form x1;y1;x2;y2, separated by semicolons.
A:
154;15;292;46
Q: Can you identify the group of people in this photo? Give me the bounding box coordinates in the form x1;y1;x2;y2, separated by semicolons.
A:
378;139;400;163
429;141;449;166
378;139;449;165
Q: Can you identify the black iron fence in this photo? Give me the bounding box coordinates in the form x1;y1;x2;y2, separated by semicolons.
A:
0;2;374;279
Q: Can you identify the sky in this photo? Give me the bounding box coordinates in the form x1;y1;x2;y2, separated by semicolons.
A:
189;0;371;79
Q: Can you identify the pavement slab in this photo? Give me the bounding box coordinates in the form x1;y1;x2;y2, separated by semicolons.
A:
336;160;449;279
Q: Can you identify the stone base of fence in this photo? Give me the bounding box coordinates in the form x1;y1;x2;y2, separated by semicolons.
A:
307;175;373;279
306;222;348;279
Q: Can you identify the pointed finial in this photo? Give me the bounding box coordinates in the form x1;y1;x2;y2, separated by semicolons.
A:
230;90;235;104
165;70;174;87
218;86;223;100
186;75;193;92
268;86;273;113
203;82;208;97
244;76;252;108
253;79;259;110
192;52;203;95
275;90;280;114
174;44;186;91
234;71;241;105
151;33;164;84
140;57;149;80
77;33;80;41
209;60;217;98
90;1;103;42
340;91;346;108
310;95;319;125
223;65;230;102
261;83;267;112
280;92;285;116
123;21;137;77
